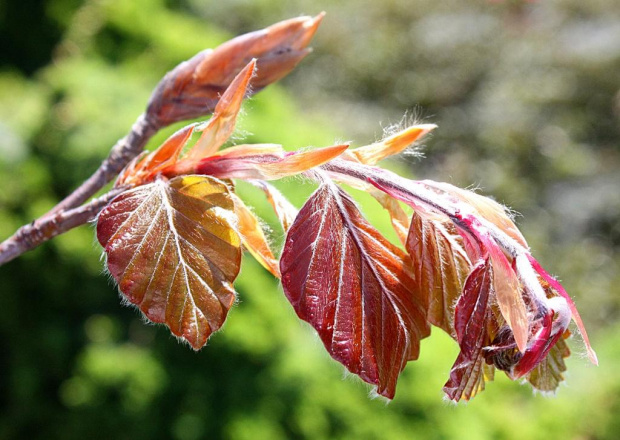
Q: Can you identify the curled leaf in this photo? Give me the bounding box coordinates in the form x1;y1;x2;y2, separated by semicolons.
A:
97;175;242;349
231;193;280;278
526;335;570;392
186;60;256;161
186;144;349;181
443;260;494;402
250;180;298;232
117;124;196;186
280;183;429;399
348;124;436;165
406;210;471;334
371;190;411;246
147;14;324;126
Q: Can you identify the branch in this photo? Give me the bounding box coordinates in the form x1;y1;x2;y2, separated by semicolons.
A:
46;114;158;216
0;188;126;266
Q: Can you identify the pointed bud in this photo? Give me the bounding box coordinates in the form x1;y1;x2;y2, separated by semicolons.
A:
146;13;325;127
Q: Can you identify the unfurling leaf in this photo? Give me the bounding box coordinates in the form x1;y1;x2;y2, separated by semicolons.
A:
117;124;197;186
189;143;349;181
371;190;410;246
406;210;471;334
97;175;241;349
347;124;436;165
526;335;570;392
230;193;280;278
146;14;323;126
186;60;256;161
443;260;494;402
250;180;298;232
280;183;430;399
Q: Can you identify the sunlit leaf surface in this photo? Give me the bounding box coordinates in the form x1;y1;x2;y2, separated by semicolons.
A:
280;183;429;398
526;335;570;392
443;260;494;402
97;175;241;349
406;210;471;334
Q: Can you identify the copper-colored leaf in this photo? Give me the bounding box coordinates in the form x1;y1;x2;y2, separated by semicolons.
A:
97;175;241;349
250;180;298;232
188;144;349;181
280;183;430;399
230;193;280;278
406;210;472;334
443;260;494;402
146;14;323;126
348;124;436;165
371;190;410;246
186;60;256;161
117;124;196;186
526;334;570;392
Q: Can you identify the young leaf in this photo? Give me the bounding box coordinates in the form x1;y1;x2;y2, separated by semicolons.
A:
370;190;410;246
443;260;494;402
117;124;197;186
230;193;280;278
280;182;430;399
526;335;570;392
347;124;436;165
97;175;242;349
250;180;298;232
182;143;349;181
186;60;256;161
406;210;472;334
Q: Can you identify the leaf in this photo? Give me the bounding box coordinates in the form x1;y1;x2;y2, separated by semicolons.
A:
423;181;527;247
230;193;280;278
117;124;196;186
371;190;410;246
526;334;570;392
368;174;530;351
280;183;430;399
186;60;256;161
527;254;598;365
348;124;436;165
250;180;298;232
97;175;242;349
190;144;349;181
406;210;472;334
486;244;529;352
443;260;494;402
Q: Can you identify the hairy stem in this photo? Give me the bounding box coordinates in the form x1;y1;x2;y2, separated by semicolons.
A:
0;188;126;266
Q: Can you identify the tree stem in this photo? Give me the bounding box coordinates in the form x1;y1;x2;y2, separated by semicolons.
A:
0;188;125;266
46;113;158;217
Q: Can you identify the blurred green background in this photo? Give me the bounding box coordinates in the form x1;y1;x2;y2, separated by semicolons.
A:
1;0;619;439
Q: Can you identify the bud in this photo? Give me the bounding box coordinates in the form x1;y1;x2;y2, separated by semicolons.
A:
146;13;325;127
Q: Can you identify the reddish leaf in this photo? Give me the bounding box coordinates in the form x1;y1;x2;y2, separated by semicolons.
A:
180;143;349;181
526;334;570;392
443;260;494;402
251;180;298;233
406;210;472;334
527;254;598;365
97;175;241;349
117;124;196;186
280;183;430;399
371;190;410;246
230;193;280;278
